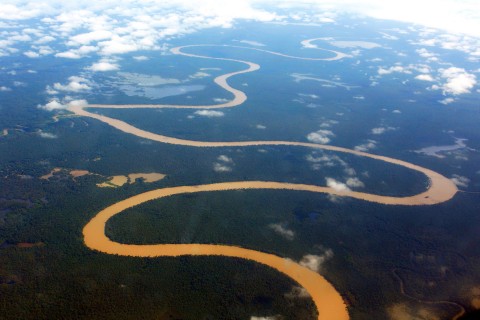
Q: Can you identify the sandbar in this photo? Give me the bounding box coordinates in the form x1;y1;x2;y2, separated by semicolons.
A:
97;173;166;188
40;167;62;180
97;175;129;188
128;172;166;183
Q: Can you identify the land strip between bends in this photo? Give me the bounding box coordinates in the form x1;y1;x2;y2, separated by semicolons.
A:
73;40;458;320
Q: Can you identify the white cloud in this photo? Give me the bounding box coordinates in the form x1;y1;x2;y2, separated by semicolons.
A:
371;127;386;135
190;72;210;79
355;139;377;152
326;178;351;192
415;74;434;81
69;30;113;46
55;51;82;59
213;155;234;172
0;3;45;20
37;131;57;139
53;76;91;92
38;99;66;111
371;126;395;135
87;61;119;72
237;40;266;47
0;86;12;92
194;110;225;117
378;66;411;75
213;163;232;172
306;130;334;144
36;35;55;44
217;155;233;163
24;51;40;58
268;223;295;240
450;174;470;188
439;97;455;105
98;36;141;55
133;55;149;61
284;286;310;299
256;124;266;129
298;250;334;273
392;109;402;113
346;177;364;188
438;67;476;95
67;99;89;107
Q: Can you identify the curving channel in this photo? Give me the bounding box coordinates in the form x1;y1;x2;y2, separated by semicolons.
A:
75;40;458;320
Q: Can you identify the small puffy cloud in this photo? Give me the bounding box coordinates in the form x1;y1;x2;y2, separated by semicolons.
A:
38;99;66;111
86;61;119;72
194;110;225;117
99;36;139;55
69;30;112;46
213;163;232;172
55;51;82;59
268;223;295;241
36;35;55;44
299;250;334;273
0;4;42;20
284;286;310;299
213;155;233;172
190;72;210;79
237;40;266;47
439;97;455;105
371;126;396;135
392;109;402;114
371;127;386;135
450;174;470;188
307;130;334;144
346;177;364;188
355;140;377;152
217;155;233;163
37;131;57;139
133;56;149;61
416;48;438;60
213;97;229;103
67;99;89;108
53;76;91;92
378;65;411;75
415;74;435;81
0;86;12;92
326;178;351;192
24;51;40;58
439;67;476;95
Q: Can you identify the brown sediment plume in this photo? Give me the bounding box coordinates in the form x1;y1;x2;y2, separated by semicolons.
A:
75;41;459;320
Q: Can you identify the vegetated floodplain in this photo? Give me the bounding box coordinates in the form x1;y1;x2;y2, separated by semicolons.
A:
74;42;457;320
